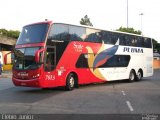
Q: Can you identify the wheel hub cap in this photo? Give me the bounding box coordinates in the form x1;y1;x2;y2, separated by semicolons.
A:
70;77;74;88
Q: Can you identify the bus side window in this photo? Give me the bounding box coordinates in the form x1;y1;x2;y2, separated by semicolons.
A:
99;55;130;68
137;37;144;47
125;35;132;46
144;38;152;48
101;31;112;44
48;24;69;41
117;55;130;67
76;54;89;68
119;34;126;46
69;25;85;41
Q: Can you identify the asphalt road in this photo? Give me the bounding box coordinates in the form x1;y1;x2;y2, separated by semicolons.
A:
0;70;160;120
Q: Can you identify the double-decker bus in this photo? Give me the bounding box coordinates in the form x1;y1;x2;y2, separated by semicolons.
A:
6;21;153;90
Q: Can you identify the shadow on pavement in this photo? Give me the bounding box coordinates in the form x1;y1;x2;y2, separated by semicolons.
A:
0;87;65;103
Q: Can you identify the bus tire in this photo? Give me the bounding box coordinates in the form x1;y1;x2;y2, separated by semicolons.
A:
128;70;136;82
65;73;75;91
136;70;143;81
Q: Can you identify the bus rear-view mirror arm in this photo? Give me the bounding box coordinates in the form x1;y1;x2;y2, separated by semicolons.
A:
35;48;45;63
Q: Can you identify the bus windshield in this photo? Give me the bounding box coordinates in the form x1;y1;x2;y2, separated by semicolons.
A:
13;47;41;70
17;23;49;45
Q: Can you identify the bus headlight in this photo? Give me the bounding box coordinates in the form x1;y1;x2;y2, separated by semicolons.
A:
33;74;40;78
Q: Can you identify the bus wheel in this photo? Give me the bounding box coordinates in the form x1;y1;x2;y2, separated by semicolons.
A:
65;73;75;91
129;70;136;82
136;70;143;81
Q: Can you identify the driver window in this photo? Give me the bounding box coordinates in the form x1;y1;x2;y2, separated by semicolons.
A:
45;47;56;71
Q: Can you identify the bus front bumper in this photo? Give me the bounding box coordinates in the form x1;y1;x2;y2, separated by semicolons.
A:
12;77;41;88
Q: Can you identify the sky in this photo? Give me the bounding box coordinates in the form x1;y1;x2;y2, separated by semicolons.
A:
0;0;160;42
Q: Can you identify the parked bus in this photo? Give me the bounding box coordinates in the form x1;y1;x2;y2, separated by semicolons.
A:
5;21;153;90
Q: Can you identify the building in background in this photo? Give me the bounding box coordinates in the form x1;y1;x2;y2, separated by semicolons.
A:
0;35;16;70
0;35;16;51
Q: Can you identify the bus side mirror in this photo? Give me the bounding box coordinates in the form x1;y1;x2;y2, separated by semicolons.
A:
35;48;45;63
4;51;13;65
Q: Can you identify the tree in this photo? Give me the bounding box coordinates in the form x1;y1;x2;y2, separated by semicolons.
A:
80;15;93;26
0;29;8;36
117;27;142;35
7;30;20;39
0;28;20;39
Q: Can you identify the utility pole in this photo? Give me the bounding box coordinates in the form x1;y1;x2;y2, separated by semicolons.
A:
127;0;129;28
139;13;144;34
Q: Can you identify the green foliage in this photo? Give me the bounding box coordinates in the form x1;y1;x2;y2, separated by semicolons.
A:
80;15;93;26
0;28;20;39
117;27;142;35
0;29;8;36
7;30;20;39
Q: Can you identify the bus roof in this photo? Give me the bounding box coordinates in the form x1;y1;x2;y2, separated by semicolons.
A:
24;21;151;39
53;22;151;39
23;20;52;28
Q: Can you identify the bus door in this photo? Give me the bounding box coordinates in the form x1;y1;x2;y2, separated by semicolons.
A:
44;46;56;84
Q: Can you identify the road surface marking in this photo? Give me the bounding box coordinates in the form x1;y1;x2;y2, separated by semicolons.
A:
126;101;134;112
122;90;126;96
